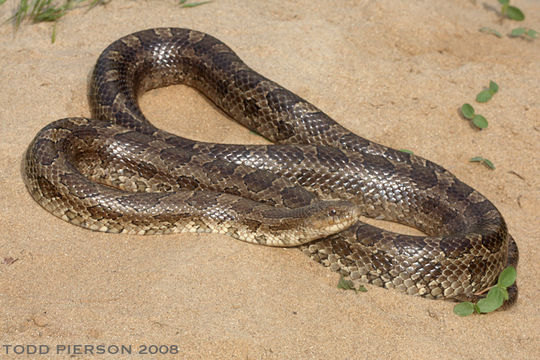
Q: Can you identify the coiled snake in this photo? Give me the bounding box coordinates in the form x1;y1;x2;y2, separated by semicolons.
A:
23;28;518;303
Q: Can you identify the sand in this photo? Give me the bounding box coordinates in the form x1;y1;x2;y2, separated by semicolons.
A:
1;0;539;358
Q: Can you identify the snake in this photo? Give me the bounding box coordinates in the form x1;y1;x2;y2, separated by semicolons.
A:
23;28;518;304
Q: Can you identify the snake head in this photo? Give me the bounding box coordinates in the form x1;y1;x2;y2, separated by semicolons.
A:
301;199;358;242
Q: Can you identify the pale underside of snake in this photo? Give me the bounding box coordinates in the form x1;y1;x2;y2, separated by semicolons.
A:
23;28;518;304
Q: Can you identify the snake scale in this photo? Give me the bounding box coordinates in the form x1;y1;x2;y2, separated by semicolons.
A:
23;28;518;304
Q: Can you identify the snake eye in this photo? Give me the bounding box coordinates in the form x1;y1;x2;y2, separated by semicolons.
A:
329;208;337;216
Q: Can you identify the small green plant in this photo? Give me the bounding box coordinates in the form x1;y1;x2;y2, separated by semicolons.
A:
337;276;367;293
5;0;107;42
461;104;488;129
479;27;503;38
454;266;516;316
3;0;211;42
11;0;71;27
498;0;525;21
460;82;498;129
476;81;499;103
509;27;538;39
479;26;537;40
399;149;414;154
470;156;495;169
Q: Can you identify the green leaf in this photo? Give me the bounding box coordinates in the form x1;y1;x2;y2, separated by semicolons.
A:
399;149;414;154
477;288;504;313
506;6;524;21
337;276;356;291
479;27;503;38
453;302;475;316
489;81;499;94
497;0;509;5
476;298;496;313
498;266;517;288
510;27;527;36
472;115;488;129
527;29;538;38
461;103;475;119
358;285;368;292
476;90;493;103
482;158;495;169
470;157;495;169
487;286;505;302
179;0;212;7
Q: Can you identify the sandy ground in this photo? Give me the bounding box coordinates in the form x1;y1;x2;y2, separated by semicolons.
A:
1;0;539;358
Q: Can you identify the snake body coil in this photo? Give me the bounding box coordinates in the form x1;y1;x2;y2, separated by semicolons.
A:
23;28;518;303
